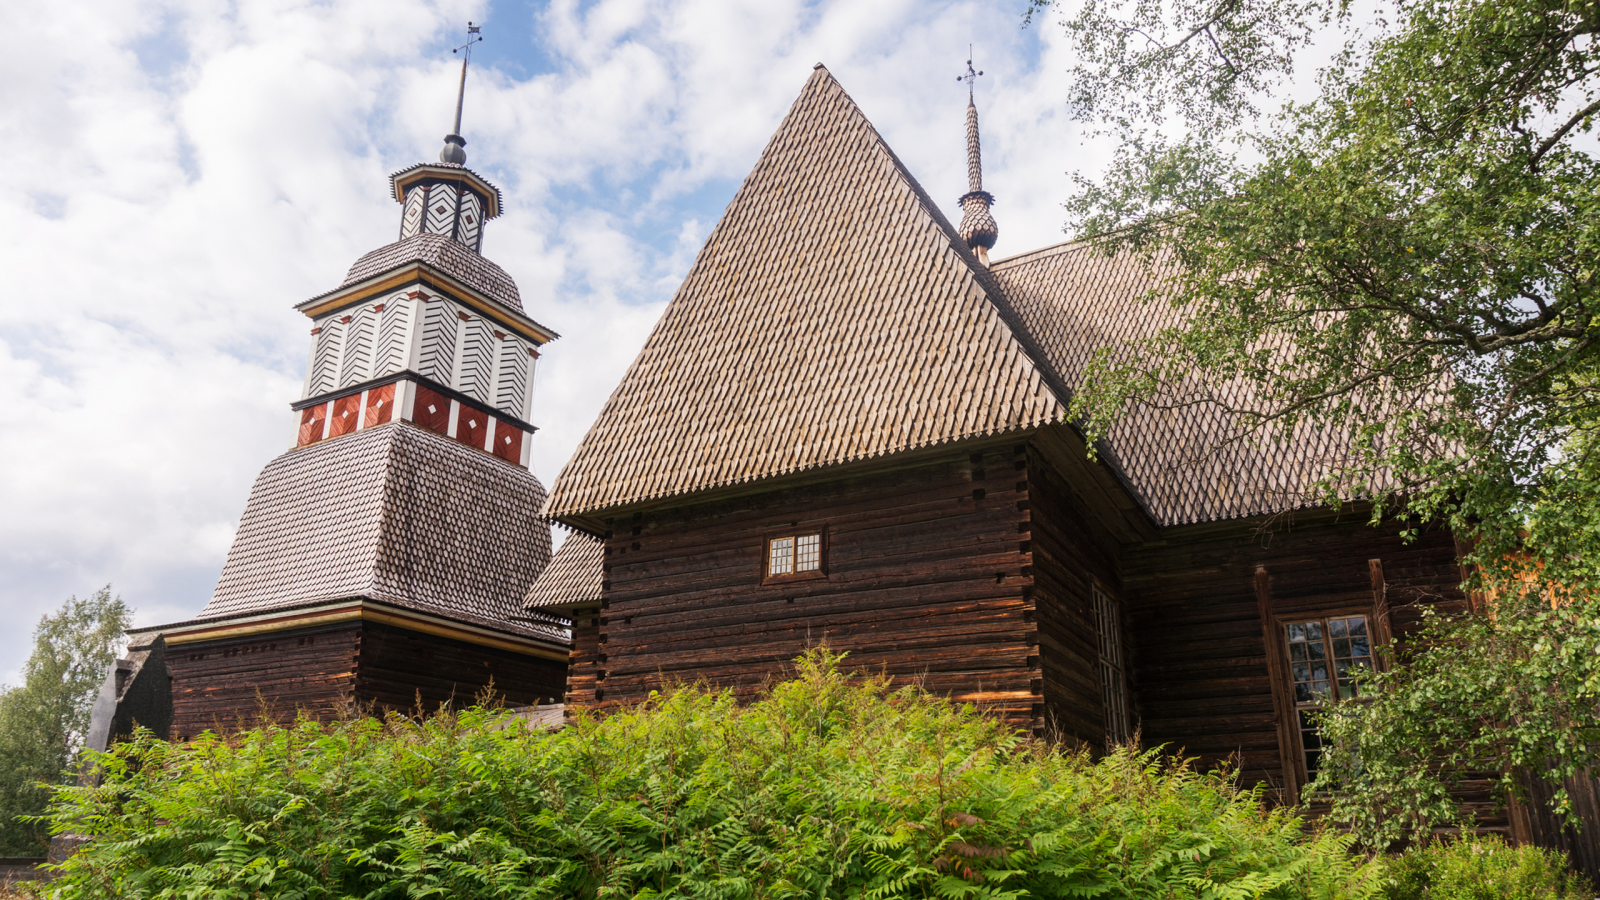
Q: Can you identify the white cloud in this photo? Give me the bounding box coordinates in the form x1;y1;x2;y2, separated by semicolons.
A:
0;0;1101;683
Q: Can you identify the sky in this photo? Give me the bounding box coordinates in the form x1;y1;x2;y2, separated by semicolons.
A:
0;0;1113;684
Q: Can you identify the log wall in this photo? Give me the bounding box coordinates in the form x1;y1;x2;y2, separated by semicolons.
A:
1121;513;1477;806
167;621;567;738
166;621;361;740
1024;442;1123;747
576;442;1039;728
354;622;567;712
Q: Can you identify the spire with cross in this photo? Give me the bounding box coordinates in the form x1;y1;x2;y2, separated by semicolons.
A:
956;48;998;265
958;48;983;98
384;21;504;254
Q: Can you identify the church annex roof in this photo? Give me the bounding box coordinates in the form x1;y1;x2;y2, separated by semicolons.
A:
330;232;523;311
543;65;1064;524
524;532;604;613
203;421;558;640
986;241;1366;525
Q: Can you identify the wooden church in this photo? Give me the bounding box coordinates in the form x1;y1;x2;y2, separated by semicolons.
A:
524;63;1480;812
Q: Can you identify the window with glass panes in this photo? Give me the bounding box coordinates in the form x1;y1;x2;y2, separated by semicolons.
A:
1283;615;1374;776
1093;586;1133;744
767;533;822;577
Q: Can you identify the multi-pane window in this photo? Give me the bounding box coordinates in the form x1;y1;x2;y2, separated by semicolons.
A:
767;533;823;578
1093;585;1133;745
1284;615;1373;776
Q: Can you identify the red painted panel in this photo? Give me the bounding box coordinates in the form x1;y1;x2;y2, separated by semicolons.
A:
492;422;523;464
414;385;451;435
456;406;488;450
364;383;395;427
298;403;328;446
329;394;361;438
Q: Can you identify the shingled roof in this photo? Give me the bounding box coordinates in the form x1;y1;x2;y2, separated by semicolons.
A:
327;232;523;311
524;533;603;613
543;65;1063;524
985;242;1367;525
542;65;1375;533
203;421;557;640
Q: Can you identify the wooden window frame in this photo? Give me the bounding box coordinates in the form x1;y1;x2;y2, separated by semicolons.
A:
762;527;828;584
1256;560;1394;802
1092;581;1134;746
1275;606;1377;788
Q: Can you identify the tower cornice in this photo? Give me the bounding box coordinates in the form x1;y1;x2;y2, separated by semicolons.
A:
297;261;559;345
391;163;504;220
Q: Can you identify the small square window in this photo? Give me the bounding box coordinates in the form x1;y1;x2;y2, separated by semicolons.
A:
768;537;794;576
796;534;821;571
765;531;824;581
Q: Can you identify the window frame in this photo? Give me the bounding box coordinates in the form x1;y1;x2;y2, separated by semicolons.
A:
1272;604;1381;790
1092;582;1134;747
761;526;828;584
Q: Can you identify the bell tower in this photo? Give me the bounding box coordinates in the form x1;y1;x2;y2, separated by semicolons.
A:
131;25;571;739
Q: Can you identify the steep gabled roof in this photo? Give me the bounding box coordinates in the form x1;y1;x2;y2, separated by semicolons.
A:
543;65;1063;523
201;421;558;640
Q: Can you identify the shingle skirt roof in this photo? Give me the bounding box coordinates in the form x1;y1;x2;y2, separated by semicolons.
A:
203;421;556;639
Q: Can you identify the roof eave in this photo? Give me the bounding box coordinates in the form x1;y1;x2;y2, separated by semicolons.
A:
297;261;560;344
389;163;505;219
129;597;572;659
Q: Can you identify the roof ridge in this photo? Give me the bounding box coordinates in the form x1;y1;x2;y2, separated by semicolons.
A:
989;237;1094;271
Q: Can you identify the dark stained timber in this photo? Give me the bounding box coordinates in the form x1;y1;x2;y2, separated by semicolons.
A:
166;621;566;739
567;443;1040;729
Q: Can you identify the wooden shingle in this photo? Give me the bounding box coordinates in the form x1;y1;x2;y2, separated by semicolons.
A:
543;66;1062;525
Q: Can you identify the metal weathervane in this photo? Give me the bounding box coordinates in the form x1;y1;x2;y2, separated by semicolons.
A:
451;22;484;137
957;46;982;96
440;23;483;163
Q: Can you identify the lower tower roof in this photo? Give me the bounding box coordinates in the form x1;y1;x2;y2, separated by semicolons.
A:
187;421;557;642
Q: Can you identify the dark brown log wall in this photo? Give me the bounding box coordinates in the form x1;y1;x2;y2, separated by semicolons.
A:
167;621;567;739
1511;772;1600;882
1121;513;1475;805
354;622;567;712
576;442;1039;727
166;622;361;740
566;614;600;714
1024;443;1122;747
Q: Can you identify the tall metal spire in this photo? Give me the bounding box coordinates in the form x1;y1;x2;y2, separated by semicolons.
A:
440;22;483;165
955;49;998;265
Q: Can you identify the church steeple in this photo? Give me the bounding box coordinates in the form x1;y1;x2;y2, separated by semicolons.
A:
388;24;500;253
956;53;998;266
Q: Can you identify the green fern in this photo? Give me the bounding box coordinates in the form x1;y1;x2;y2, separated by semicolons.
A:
43;648;1395;899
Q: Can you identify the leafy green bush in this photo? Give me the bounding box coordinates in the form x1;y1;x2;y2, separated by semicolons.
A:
1378;837;1591;900
47;650;1375;899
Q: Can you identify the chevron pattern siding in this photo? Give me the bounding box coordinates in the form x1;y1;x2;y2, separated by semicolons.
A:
455;317;498;405
495;336;530;417
400;186;427;240
340;307;375;387
458;192;483;251
425;187;458;237
374;295;411;377
307;320;343;398
416;300;459;383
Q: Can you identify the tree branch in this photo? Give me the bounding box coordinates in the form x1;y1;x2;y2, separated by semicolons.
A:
1532;95;1600;168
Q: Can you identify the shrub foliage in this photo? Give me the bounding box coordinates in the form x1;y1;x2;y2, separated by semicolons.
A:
1377;836;1592;900
48;651;1373;899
